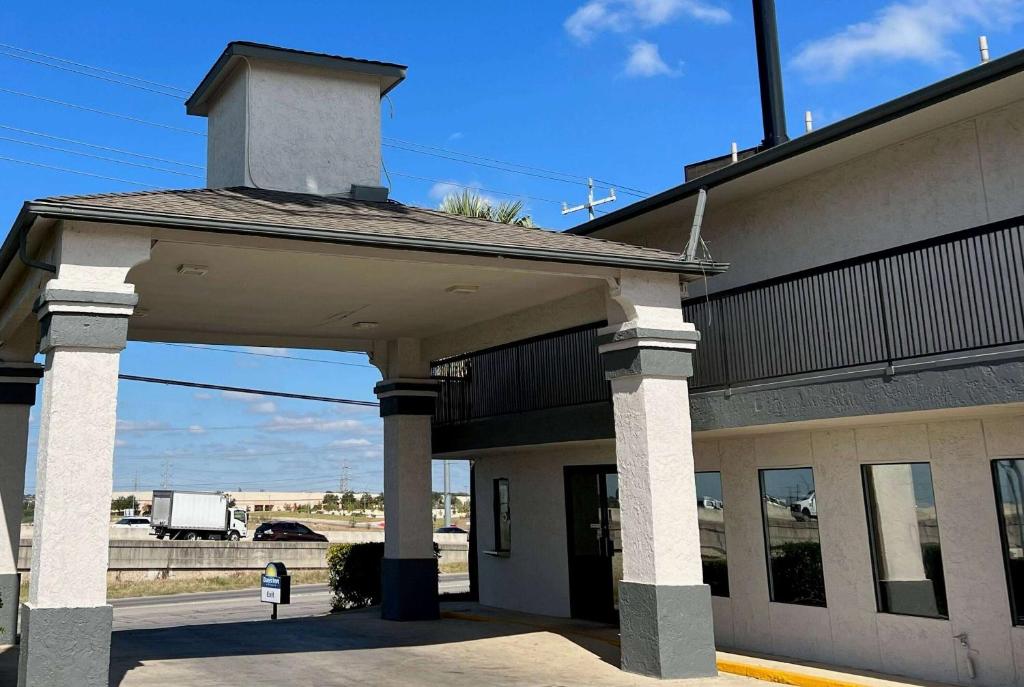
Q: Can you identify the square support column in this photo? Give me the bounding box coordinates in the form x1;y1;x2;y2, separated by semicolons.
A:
0;363;43;647
374;377;440;621
600;271;717;679
18;223;149;687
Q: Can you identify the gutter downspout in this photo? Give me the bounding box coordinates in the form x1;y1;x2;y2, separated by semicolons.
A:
18;220;56;273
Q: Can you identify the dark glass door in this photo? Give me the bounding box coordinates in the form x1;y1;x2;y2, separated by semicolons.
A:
565;465;621;623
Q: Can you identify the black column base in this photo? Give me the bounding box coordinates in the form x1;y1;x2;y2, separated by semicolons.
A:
381;557;439;621
18;603;113;687
619;581;718;679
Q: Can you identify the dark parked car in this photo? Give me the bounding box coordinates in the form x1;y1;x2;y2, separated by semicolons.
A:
253;521;328;542
434;526;467;534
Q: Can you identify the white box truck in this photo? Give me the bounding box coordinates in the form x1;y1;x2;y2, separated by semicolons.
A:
150;490;248;541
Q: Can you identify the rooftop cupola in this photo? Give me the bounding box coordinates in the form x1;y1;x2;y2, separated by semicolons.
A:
186;41;406;197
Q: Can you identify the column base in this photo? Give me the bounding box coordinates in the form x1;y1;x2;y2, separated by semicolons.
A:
618;582;717;679
0;573;19;645
381;557;439;621
879;579;939;617
17;603;112;687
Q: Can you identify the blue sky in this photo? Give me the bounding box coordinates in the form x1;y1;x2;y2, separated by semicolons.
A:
2;0;1023;495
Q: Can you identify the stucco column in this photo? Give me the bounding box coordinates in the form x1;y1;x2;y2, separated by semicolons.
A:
599;270;717;679
372;338;439;621
0;361;43;646
18;224;149;687
867;464;936;615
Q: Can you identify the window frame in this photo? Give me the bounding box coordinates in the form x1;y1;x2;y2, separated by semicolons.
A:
695;470;729;598
758;466;827;608
992;457;1024;626
861;461;948;619
493;478;511;553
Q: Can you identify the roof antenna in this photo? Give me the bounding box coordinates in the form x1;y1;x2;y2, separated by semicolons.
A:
683;188;708;261
562;178;615;221
979;36;990;64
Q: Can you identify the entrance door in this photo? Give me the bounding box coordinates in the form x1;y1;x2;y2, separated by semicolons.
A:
564;465;622;623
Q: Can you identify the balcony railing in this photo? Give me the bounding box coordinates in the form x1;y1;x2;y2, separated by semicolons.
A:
432;323;609;425
683;216;1024;390
433;216;1024;425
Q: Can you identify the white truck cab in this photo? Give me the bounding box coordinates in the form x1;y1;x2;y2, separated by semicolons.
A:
230;508;249;540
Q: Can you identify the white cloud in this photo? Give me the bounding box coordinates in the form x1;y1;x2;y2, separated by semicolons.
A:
263;415;371;433
193;391;213;401
329;438;373;448
793;0;1023;81
625;40;679;77
447;132;464;142
250;401;277;414
564;0;730;43
428;180;497;206
187;425;205;435
116;419;169;432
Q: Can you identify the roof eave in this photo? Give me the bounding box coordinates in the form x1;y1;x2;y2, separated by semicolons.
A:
185;41;408;115
10;201;727;278
571;46;1024;236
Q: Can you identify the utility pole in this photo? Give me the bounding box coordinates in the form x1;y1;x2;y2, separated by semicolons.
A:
339;460;351;493
443;460;452;527
562;178;616;221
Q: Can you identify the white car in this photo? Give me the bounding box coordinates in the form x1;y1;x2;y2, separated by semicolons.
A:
113;516;151;529
792;491;816;518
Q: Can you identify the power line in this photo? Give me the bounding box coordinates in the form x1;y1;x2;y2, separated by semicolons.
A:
0;48;184;98
0;124;203;168
118;374;380;407
0;42;191;94
0;155;158;187
156;343;375;368
0;87;205;136
0;135;204;178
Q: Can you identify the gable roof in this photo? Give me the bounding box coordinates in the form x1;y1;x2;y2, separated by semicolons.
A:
6;187;726;276
570;46;1024;237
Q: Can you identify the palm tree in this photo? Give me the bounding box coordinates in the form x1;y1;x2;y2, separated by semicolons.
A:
438;190;534;227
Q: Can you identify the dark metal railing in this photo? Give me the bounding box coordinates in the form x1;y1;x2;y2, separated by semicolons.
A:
683;217;1024;389
432;323;609;425
432;217;1024;425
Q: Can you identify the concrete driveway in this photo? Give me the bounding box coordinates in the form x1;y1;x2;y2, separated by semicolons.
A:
1;598;764;687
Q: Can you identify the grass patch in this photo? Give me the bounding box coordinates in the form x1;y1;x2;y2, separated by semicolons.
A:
20;570;329;602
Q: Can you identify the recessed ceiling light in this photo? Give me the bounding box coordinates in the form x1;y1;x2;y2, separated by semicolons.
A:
352;321;379;330
446;284;479;294
177;264;209;277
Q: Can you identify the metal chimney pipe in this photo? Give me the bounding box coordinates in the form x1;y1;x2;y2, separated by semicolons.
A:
752;0;789;148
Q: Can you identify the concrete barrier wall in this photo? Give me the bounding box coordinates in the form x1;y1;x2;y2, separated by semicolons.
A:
18;537;469;573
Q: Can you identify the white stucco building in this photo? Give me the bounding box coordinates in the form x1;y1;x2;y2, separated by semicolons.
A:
2;20;1024;687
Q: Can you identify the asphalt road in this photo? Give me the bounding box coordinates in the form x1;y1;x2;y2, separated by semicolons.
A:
111;573;470;631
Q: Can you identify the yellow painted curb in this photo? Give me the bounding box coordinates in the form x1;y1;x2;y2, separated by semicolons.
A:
715;659;871;687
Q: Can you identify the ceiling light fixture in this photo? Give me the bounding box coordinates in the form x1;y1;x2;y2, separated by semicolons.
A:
176;264;209;277
352;321;379;330
446;284;479;295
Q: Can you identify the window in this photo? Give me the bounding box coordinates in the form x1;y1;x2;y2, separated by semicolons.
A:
695;472;729;597
493;478;511;552
863;463;948;618
993;458;1024;625
759;467;826;607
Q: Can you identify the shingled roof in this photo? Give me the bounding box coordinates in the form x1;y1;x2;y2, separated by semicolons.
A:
12;187;727;275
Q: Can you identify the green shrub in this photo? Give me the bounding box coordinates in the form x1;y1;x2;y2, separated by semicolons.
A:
326;542;441;612
701;558;730;597
327;543;385;611
769;540;826;606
